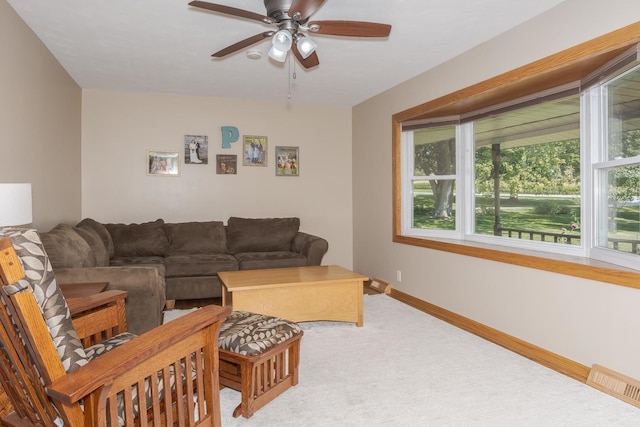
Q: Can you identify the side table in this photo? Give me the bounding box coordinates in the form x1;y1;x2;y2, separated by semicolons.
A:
59;282;109;316
59;282;109;299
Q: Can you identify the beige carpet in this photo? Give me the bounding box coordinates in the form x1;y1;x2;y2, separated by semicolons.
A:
165;295;639;426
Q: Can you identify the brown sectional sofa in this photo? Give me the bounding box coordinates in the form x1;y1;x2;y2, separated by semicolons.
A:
39;217;328;335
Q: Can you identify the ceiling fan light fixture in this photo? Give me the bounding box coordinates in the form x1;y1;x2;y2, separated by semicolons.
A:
296;35;317;59
268;46;288;62
190;0;392;70
271;29;292;52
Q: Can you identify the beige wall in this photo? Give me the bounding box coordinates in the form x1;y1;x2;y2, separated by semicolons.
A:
0;0;81;231
81;90;353;267
353;0;640;379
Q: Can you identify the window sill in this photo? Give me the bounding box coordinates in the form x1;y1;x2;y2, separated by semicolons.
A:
393;234;640;290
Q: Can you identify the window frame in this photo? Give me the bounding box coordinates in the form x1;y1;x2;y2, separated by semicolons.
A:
402;123;462;239
402;94;586;256
589;65;640;268
392;23;640;290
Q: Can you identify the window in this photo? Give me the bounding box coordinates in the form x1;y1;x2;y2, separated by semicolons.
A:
472;95;582;250
403;124;458;235
395;40;640;273
592;65;640;265
403;93;583;253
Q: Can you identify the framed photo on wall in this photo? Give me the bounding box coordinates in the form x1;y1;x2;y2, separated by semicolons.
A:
147;150;180;176
243;135;267;166
184;135;208;164
216;154;237;174
275;146;299;176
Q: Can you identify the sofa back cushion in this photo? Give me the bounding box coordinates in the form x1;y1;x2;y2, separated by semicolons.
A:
164;221;227;255
106;219;169;257
40;224;97;268
73;226;110;267
76;218;115;259
226;217;300;254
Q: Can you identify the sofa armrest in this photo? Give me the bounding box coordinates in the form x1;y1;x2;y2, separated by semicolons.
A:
291;232;329;266
54;266;166;335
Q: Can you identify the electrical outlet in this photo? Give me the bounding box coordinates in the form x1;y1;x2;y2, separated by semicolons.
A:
396;270;402;282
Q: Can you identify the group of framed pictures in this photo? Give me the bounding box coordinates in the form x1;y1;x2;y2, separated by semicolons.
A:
147;135;299;177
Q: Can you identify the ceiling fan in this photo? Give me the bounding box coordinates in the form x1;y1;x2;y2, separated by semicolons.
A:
188;0;392;69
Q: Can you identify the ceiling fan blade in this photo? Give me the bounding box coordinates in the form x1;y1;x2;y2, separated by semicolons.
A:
288;0;326;22
292;44;320;69
212;32;273;57
307;20;391;37
189;1;275;24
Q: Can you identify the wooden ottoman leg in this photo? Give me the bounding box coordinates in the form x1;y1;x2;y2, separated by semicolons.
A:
237;356;254;418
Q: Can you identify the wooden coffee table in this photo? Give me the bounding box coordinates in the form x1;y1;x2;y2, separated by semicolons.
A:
218;265;368;326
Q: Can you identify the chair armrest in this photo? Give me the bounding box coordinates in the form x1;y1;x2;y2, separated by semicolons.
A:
47;304;230;405
292;232;329;265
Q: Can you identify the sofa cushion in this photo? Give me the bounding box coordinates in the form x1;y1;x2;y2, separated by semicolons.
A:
106;219;169;258
164;221;227;255
226;217;300;254
40;224;97;269
235;251;307;270
74;226;110;267
164;253;238;278
76;218;114;259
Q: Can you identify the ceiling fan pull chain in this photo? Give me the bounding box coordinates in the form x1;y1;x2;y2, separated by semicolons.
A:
288;56;292;99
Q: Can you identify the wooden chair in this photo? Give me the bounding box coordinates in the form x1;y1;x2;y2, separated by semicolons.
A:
0;228;230;426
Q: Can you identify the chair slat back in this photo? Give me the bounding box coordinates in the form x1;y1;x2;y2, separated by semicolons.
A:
0;287;60;425
0;234;85;426
0;229;89;372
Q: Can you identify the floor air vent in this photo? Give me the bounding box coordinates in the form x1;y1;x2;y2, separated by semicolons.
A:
587;364;640;408
369;279;391;294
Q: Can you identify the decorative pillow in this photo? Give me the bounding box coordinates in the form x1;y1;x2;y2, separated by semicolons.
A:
40;224;97;268
226;217;300;254
77;218;114;259
74;225;110;266
0;227;88;372
106;219;169;257
164;221;227;255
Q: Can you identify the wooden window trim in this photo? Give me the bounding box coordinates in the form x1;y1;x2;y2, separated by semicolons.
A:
392;21;640;290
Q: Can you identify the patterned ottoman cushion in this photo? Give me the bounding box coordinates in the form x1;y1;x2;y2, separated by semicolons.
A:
219;311;301;356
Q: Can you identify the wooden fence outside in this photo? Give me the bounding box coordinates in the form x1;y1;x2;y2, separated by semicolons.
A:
497;227;639;254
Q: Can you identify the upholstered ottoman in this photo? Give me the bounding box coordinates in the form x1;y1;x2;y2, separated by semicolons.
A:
218;311;303;418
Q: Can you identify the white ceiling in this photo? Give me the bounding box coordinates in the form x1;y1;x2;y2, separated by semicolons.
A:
7;0;566;106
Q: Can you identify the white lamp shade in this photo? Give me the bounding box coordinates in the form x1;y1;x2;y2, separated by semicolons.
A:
268;46;288;62
296;36;317;59
0;183;33;226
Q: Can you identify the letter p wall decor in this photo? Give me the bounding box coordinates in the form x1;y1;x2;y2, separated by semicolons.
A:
221;126;239;149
